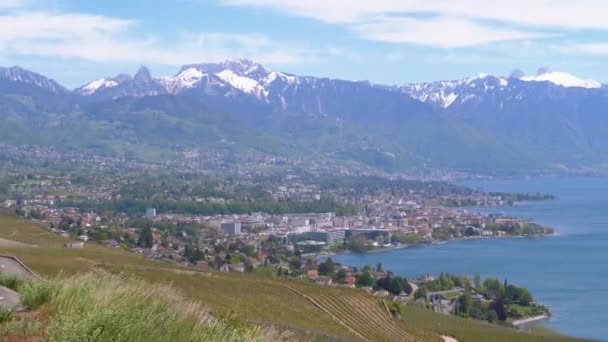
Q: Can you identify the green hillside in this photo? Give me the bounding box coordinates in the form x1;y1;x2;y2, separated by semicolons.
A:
0;215;591;341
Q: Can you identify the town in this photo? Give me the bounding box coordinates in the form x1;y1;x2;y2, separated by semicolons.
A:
0;148;555;328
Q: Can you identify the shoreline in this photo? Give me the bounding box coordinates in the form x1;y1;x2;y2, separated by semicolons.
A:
315;233;555;259
512;314;550;327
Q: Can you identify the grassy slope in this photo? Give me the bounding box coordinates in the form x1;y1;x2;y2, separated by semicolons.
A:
0;215;592;341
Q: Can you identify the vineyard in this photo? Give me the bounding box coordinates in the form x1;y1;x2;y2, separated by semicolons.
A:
287;282;442;341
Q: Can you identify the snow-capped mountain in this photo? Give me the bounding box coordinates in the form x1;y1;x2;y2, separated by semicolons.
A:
0;66;66;93
75;59;303;103
3;61;608;172
520;71;601;89
398;75;510;109
398;70;605;109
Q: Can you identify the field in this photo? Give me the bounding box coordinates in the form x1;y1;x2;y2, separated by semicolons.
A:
0;215;593;341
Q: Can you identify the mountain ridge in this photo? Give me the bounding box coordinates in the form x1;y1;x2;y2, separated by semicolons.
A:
2;60;608;174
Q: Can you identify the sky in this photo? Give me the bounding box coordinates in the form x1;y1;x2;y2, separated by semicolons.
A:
2;0;608;88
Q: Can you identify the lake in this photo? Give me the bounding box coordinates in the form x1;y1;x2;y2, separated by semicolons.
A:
331;175;608;341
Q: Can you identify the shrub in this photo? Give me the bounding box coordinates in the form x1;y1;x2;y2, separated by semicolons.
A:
0;272;23;291
19;281;54;310
0;304;13;323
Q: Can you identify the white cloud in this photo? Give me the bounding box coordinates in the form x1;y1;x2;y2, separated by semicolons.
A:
0;11;132;41
356;16;544;48
219;0;608;30
0;10;320;67
565;43;608;56
219;0;608;48
0;0;25;10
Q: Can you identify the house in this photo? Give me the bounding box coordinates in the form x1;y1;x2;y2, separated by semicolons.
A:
374;290;390;298
64;242;84;249
101;240;120;248
314;276;333;286
344;275;356;287
472;294;485;302
76;235;89;242
256;252;268;262
219;264;230;272
195;261;209;270
307;269;319;279
231;263;245;272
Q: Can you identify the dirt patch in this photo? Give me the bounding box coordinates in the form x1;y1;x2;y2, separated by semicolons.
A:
0;238;32;248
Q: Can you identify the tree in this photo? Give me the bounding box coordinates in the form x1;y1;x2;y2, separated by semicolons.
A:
516;287;533;306
190;248;205;263
138;225;154;248
489;298;508;321
356;271;375;287
458;289;473;315
244;258;254;273
414;288;427;300
318;258;335;276
377;276;403;295
376;262;383;272
347;235;368;253
396;277;413;294
333;269;347;284
487;309;498;323
289;257;302;271
474;273;481;291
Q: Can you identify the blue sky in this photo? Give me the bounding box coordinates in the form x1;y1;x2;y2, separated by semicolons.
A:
2;0;608;87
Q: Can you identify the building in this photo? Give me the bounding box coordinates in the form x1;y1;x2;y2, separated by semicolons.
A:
222;222;242;235
64;242;84;249
145;208;157;219
287;231;328;244
345;228;390;241
327;229;346;245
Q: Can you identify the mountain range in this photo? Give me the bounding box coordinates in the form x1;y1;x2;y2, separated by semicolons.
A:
1;59;608;174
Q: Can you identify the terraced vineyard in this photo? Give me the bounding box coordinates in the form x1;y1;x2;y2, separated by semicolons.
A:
288;282;442;341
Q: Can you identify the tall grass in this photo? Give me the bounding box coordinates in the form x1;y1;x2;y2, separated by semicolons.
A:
44;272;277;342
0;272;24;291
0;304;13;323
19;280;54;309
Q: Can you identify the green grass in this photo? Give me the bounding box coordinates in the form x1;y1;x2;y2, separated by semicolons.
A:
0;271;24;290
508;303;547;319
0;215;68;246
440;290;463;299
0;304;13;323
11;272;279;342
19;280;54;310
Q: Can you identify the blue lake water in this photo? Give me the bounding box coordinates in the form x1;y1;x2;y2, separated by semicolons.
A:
331;176;608;341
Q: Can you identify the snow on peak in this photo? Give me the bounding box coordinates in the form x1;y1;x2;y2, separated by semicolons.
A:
520;71;601;89
1;66;65;92
401;74;509;108
157;67;210;93
175;67;206;87
216;69;264;95
264;71;297;85
79;78;118;95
